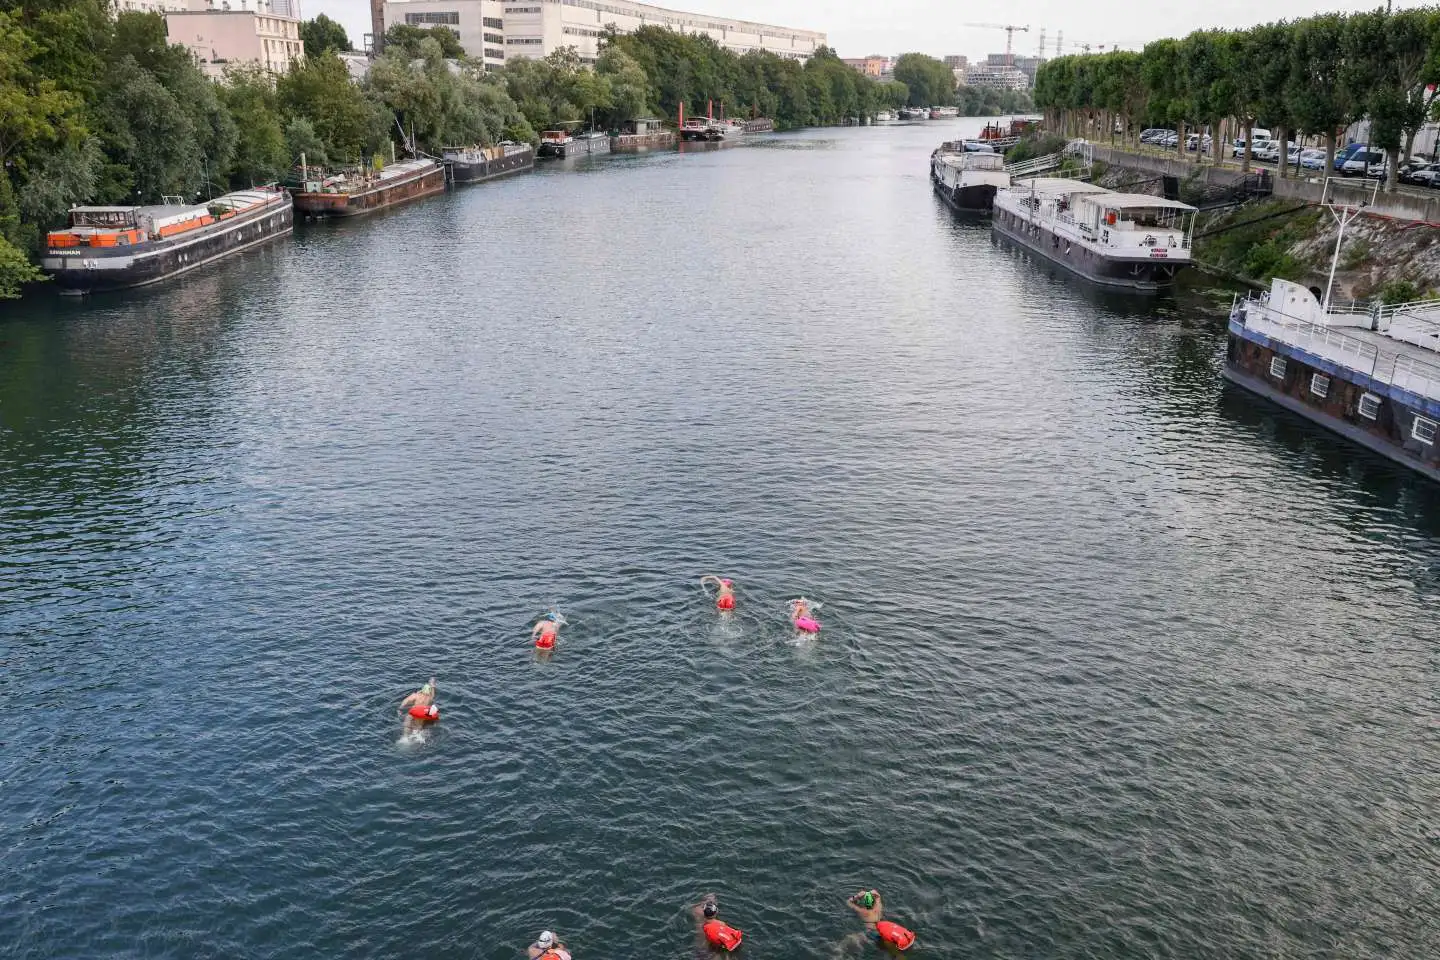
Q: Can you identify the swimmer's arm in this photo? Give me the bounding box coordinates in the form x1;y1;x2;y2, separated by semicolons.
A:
399;692;419;709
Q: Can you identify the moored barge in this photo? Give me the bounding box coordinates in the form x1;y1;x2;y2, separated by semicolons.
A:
538;130;612;158
290;158;445;218
41;186;292;295
1225;279;1440;483
991;179;1196;293
442;142;535;184
930;142;1010;214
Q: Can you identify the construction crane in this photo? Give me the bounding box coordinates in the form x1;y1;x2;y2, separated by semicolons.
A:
962;22;1031;66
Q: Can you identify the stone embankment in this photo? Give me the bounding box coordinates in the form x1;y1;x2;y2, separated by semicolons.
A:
1086;144;1440;298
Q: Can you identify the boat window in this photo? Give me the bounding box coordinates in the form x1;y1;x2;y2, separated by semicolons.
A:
1357;393;1381;420
1310;373;1330;398
1412;415;1437;445
1269;355;1287;379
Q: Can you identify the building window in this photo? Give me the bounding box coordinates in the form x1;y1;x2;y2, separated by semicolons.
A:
1310;373;1330;398
1357;393;1381;420
1413;415;1437;445
485;47;505;59
506;37;542;44
405;11;460;24
505;5;541;11
484;32;503;43
1269;355;1286;379
482;16;503;28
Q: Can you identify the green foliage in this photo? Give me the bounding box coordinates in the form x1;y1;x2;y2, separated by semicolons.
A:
221;65;286;186
369;41;535;150
0;233;45;298
300;14;350;57
892;53;954;108
284;117;328;168
1243;239;1302;282
384;24;465;60
1341;238;1372;271
955;85;1033;117
1378;278;1422;304
1005;133;1067;164
277;51;389;163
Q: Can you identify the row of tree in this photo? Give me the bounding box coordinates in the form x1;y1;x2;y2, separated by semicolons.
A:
1032;7;1440;190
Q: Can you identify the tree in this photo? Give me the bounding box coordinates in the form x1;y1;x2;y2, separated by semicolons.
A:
892;53;954;108
278;51;390;162
1288;14;1355;180
596;46;652;126
383;23;465;60
0;233;45;299
300;14;350;56
220;64;286;186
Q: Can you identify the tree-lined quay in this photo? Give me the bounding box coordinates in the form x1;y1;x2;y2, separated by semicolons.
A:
1033;7;1440;191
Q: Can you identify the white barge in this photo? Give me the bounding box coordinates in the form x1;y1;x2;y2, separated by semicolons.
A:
991;179;1197;293
930;142;1010;214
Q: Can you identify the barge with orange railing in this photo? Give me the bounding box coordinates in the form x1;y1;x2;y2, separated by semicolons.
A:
41;186;293;295
290;158;445;218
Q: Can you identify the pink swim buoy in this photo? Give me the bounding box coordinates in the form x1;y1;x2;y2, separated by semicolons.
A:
793;616;821;633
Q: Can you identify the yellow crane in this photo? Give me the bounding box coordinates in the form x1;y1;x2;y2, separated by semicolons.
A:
962;22;1031;65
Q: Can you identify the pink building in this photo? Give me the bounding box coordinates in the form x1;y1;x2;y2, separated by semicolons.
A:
162;0;305;79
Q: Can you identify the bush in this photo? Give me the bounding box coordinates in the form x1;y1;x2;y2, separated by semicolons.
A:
1378;279;1422;304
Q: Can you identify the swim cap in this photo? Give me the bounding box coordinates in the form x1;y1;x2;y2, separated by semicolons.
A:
420;683;433;695
859;891;876;908
538;931;554;947
703;902;718;918
720;578;732;586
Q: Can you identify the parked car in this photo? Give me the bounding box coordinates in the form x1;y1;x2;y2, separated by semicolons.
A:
1406;162;1440;187
1253;141;1285;163
1233;137;1271;158
1333;142;1366;171
1139;127;1169;144
1186;133;1213;152
1160;131;1179;147
1342;150;1385;175
1299;148;1326;170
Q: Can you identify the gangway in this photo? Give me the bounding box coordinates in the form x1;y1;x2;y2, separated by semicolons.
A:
1005;140;1093;180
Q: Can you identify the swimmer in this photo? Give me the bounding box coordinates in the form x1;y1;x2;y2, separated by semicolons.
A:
701;576;736;611
399;678;437;735
528;931;571;960
788;597;822;632
693;893;743;953
532;609;566;650
841;889;915;953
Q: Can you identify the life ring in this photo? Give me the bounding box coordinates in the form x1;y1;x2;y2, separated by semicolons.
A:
408;704;439;721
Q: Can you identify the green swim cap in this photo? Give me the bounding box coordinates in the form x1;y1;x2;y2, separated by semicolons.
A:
860;892;876;908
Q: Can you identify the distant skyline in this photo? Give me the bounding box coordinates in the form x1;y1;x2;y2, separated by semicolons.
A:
306;0;1428;61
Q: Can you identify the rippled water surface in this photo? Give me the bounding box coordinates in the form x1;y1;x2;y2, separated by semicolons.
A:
3;121;1439;959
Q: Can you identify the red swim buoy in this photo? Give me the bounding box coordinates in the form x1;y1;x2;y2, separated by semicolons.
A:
716;594;735;611
876;921;915;951
535;631;556;650
703;920;743;952
408;704;439;721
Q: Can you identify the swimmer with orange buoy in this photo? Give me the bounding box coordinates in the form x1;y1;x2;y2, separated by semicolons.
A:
788;597;821;633
701;576;736;611
693;894;743;953
844;889;915;952
527;931;572;960
399;678;439;735
531;609;567;650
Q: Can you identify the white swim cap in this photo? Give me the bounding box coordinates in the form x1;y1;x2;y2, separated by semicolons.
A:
538;931;554;947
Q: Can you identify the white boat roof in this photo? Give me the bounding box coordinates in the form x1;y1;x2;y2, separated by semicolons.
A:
1089;193;1197;211
1012;178;1109;194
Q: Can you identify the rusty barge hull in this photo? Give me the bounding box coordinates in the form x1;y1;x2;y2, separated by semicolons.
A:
291;166;446;218
1224;319;1440;484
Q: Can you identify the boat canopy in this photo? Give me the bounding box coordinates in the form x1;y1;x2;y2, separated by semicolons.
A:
1092;193;1197;211
1016;178;1109;195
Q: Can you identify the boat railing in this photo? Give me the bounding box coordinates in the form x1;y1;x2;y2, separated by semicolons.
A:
1391;353;1440;400
1233;295;1381;374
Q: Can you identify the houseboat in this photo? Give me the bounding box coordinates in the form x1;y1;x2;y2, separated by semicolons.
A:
874;110;895;123
930;105;960;119
899;107;929;121
991;179;1196;293
679;118;752;142
290;158;445;218
612;118;675;151
41;186;292;294
442;142;535;184
1225;279;1440;483
538;129;612;158
930;141;1011;213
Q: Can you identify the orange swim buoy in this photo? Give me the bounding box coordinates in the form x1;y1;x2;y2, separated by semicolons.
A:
716;594;735;611
875;921;915;951
408;704;439;721
535;630;556;650
703;920;743;952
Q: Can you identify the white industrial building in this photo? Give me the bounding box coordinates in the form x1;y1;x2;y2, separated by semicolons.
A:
378;0;825;67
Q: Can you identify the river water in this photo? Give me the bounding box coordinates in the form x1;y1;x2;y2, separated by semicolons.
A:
3;121;1438;959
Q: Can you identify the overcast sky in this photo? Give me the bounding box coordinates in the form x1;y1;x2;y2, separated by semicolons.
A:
307;0;1420;60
